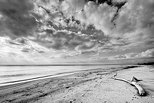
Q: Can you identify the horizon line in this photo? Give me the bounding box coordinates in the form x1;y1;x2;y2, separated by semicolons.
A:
0;63;153;66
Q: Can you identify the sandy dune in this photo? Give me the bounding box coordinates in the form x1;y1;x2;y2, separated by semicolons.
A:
0;65;154;103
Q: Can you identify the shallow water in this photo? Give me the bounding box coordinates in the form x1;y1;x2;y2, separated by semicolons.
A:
0;65;123;85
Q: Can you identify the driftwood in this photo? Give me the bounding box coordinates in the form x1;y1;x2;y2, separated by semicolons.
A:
112;73;146;96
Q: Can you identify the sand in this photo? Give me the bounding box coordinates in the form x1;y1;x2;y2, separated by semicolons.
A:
0;65;154;103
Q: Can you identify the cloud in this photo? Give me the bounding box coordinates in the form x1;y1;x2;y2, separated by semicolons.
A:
0;36;51;64
28;0;116;53
109;48;154;60
0;0;153;57
38;30;98;52
0;0;37;38
138;49;154;58
67;1;153;40
114;0;154;41
61;0;86;14
36;0;153;54
76;1;117;35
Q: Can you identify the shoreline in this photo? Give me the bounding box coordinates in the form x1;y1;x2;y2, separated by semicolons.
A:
0;65;154;103
0;72;75;88
0;65;139;87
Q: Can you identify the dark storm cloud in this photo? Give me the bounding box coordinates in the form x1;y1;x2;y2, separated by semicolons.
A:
0;0;37;38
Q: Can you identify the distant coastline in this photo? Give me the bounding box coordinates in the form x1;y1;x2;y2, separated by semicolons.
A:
0;62;153;66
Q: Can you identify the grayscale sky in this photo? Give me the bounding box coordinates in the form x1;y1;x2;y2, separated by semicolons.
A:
0;0;154;64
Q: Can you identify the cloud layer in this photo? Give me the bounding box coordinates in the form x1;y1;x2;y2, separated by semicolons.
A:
0;0;37;38
109;48;154;60
0;0;153;59
33;0;153;52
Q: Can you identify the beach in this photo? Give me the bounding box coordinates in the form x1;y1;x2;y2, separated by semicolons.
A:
0;65;154;103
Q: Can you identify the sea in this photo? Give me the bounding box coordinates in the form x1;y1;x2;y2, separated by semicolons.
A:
0;65;123;86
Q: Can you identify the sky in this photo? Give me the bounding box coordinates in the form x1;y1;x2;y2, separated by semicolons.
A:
0;0;154;64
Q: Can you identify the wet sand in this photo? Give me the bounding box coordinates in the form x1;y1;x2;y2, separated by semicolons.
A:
0;65;154;103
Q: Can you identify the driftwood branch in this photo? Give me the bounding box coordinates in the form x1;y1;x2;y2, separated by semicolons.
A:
112;73;146;96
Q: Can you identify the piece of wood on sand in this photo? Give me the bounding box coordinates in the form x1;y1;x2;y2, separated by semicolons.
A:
112;73;147;96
